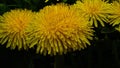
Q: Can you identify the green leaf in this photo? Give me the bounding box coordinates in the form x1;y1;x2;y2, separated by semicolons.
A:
0;4;7;9
62;0;67;2
0;4;8;15
32;0;40;4
24;0;32;4
101;27;115;34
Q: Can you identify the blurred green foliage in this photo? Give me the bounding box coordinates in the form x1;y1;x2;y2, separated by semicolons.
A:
0;0;76;15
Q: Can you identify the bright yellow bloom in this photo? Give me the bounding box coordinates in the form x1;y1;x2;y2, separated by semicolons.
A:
0;9;34;50
28;3;94;55
108;1;120;26
72;0;110;27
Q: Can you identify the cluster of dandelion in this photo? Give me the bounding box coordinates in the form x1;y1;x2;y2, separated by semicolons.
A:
73;0;120;29
0;0;120;55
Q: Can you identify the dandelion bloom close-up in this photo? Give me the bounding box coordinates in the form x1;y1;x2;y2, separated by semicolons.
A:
72;0;110;27
28;3;94;55
0;9;34;50
108;1;120;28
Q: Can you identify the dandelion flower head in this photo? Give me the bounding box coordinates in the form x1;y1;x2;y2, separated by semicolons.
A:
108;1;120;26
72;0;110;27
0;9;34;50
28;3;94;55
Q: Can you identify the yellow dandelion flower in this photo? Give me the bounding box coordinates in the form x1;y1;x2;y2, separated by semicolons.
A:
72;0;110;27
0;9;35;50
28;3;94;55
108;1;120;26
